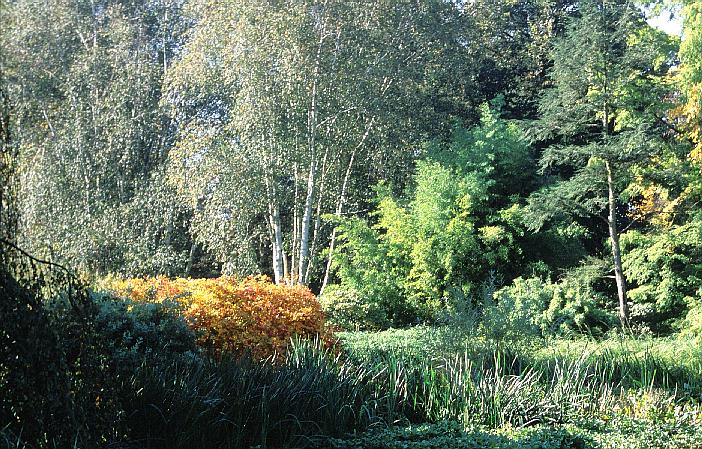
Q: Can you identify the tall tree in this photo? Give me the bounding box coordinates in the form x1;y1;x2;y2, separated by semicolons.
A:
165;0;480;285
2;0;192;275
677;0;702;166
527;0;677;326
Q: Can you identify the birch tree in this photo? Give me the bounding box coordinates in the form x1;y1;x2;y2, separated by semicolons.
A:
166;0;468;285
2;0;190;274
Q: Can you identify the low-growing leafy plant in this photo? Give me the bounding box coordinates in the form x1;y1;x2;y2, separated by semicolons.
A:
315;421;591;449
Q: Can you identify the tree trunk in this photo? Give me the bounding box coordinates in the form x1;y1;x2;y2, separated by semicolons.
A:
269;202;284;284
321;118;374;295
298;159;316;285
291;163;299;281
185;242;198;276
305;148;330;283
298;21;326;286
605;160;629;327
282;251;289;284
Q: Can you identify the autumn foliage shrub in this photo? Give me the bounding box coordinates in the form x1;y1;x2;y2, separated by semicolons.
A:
103;276;331;359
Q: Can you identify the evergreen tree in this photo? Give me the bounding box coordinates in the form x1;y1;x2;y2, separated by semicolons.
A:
527;0;676;326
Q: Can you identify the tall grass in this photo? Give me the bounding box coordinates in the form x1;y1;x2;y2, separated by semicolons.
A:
123;342;372;449
116;334;702;449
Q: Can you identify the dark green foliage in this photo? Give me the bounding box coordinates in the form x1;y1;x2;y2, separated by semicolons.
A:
0;241;201;449
115;334;702;449
122;340;373;449
526;0;679;326
0;241;119;448
0;269;75;446
92;293;200;370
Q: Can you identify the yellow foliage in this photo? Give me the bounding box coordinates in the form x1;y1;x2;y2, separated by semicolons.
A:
104;275;333;360
671;85;702;163
629;185;675;226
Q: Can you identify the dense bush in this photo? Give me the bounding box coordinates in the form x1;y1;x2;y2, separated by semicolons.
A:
92;292;200;370
483;276;554;339
319;285;391;331
104;275;331;358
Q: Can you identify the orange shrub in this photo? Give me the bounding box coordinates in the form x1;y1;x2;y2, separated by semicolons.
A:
103;275;332;359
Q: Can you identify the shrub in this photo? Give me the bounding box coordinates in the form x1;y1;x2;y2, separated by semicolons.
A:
484;277;554;339
621;225;702;332
681;299;702;338
486;265;617;339
103;275;331;359
542;263;617;337
92;292;200;370
319;285;390;331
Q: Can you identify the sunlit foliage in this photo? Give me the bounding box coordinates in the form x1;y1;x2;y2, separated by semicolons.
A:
104;275;331;358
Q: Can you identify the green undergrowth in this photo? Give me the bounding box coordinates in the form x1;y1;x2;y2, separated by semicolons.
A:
339;327;702;397
326;327;702;448
5;316;702;448
314;418;702;449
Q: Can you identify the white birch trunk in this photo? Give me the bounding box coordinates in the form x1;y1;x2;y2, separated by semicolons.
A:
297;19;327;285
321;118;375;294
305;147;330;283
268;202;284;284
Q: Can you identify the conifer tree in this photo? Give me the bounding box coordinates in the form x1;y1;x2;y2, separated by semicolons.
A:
528;0;675;326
